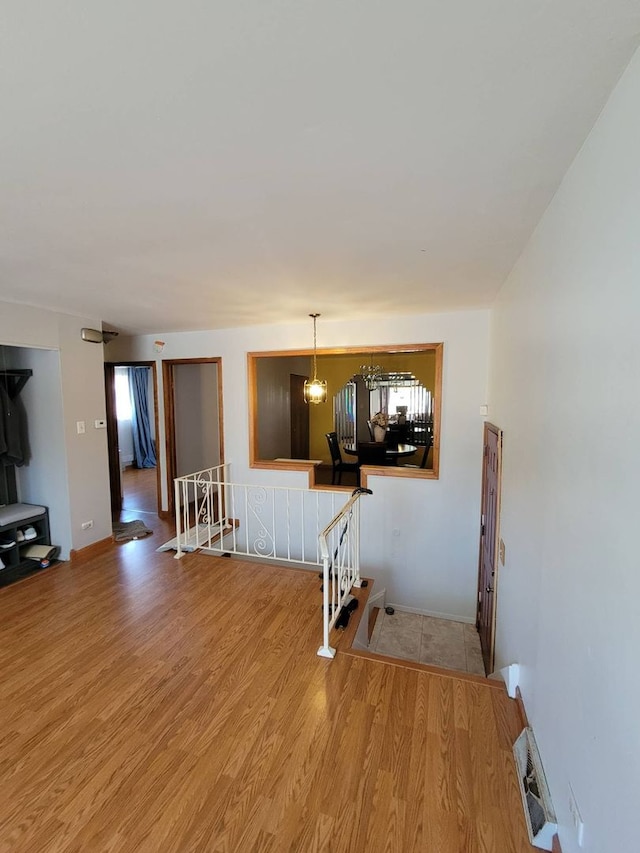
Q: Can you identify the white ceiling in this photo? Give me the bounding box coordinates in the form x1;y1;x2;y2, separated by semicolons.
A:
1;1;639;335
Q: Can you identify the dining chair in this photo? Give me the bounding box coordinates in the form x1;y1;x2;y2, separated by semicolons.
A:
325;432;359;485
386;426;400;449
403;435;433;469
356;441;388;486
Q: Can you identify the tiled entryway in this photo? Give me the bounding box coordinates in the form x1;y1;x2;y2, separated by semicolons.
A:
369;610;486;676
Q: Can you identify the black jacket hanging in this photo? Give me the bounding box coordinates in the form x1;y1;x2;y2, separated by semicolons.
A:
0;385;25;467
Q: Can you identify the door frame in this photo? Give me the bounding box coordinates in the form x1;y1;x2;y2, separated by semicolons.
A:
162;357;224;518
476;421;503;674
104;361;162;517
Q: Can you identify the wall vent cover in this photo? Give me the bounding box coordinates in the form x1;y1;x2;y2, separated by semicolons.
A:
513;727;557;850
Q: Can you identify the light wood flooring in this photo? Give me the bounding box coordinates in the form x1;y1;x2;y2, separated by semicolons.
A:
121;465;158;516
0;516;534;852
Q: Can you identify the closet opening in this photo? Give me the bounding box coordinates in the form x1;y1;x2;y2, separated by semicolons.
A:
0;343;72;564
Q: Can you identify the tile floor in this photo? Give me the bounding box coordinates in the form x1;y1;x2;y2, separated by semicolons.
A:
369;609;486;676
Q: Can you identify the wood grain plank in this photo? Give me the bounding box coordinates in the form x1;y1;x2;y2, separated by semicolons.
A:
0;518;535;852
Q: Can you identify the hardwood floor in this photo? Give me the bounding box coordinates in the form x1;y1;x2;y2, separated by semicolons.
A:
121;466;158;515
0;519;534;852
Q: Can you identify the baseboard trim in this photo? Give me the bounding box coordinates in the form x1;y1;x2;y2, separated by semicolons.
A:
387;602;476;624
368;605;380;643
69;536;112;562
515;686;529;730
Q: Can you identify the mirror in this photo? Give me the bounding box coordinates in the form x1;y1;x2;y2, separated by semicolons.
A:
248;344;442;485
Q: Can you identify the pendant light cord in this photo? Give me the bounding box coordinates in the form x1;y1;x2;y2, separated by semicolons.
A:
310;313;319;380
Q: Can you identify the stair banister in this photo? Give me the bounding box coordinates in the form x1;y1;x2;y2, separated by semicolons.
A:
317;487;372;659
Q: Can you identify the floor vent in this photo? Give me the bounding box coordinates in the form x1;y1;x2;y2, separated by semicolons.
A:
513;727;557;851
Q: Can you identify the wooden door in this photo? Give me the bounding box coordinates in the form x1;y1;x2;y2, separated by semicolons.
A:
477;422;502;674
163;358;224;518
104;363;123;516
289;374;309;459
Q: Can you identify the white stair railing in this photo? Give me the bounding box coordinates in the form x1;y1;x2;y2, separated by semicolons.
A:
173;464;346;565
317;487;372;660
173;463;231;558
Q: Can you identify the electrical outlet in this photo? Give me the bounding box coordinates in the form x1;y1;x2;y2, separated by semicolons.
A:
568;784;585;847
81;520;94;530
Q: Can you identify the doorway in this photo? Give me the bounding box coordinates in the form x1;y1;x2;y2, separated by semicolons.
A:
476;422;503;674
104;362;161;519
163;358;224;517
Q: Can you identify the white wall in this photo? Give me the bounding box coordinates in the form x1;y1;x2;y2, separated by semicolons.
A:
110;308;490;621
488;48;640;853
57;314;112;550
0;304;112;553
173;363;220;477
114;367;134;466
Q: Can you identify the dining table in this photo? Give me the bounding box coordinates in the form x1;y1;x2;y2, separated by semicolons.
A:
343;443;418;462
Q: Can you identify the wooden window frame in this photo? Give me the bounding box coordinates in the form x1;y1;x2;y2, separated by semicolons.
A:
248;342;443;489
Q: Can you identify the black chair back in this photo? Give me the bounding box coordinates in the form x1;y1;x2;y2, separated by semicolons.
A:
325;431;342;464
326;431;359;484
386;426;400;449
419;435;434;468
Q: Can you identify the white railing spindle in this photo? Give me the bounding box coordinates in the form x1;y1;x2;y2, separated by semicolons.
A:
317;488;371;659
171;466;371;662
172;464;348;568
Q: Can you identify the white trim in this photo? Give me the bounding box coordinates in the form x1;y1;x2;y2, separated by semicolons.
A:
368;587;386;610
387;603;475;624
199;550;319;573
498;663;520;698
317;490;369;659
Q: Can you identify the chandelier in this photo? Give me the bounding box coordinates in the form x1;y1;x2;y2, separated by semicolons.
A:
303;313;327;404
359;354;384;391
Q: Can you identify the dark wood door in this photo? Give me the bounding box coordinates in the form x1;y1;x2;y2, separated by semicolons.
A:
477;422;502;674
104;363;122;516
289;374;309;458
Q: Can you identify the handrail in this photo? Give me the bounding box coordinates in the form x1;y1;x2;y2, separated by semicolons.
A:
173;464;346;566
174;463;231;559
173;466;370;661
317;487;372;659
